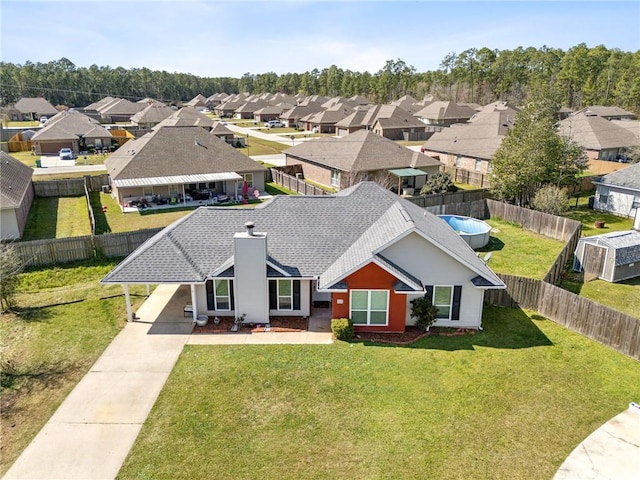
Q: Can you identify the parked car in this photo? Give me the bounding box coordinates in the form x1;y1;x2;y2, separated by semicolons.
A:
59;148;74;160
265;120;284;128
39;116;48;124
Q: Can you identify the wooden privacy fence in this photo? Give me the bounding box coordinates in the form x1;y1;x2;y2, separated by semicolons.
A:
6;228;163;267
422;199;488;218
486;275;640;360
34;174;110;197
405;189;490;209
442;166;491;188
270;168;329;196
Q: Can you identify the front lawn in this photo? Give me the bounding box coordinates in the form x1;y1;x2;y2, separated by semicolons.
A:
478;219;565;279
22;196;91;240
238;137;288;156
0;259;147;475
118;305;640;480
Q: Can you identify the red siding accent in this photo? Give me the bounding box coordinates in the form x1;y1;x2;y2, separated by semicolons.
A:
331;262;407;333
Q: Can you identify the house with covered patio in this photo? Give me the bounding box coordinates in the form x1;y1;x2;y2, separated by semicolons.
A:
105;125;265;209
101;182;505;332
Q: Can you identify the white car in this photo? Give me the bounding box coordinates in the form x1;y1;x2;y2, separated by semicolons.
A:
265;120;284;128
59;148;74;160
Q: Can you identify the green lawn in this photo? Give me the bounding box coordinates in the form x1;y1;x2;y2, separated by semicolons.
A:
560;273;640;319
8;150;109;167
118;305;640;480
564;206;634;237
22;196;91;240
0;259;147;476
238;137;288;156
265;182;298;196
477;219;566;279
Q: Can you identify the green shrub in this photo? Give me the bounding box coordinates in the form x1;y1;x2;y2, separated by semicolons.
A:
420;172;459;195
331;318;354;341
532;184;568;215
410;297;438;331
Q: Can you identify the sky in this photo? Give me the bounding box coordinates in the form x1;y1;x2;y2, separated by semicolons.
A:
1;0;639;78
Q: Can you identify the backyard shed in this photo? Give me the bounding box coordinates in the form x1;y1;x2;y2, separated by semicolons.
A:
573;230;640;283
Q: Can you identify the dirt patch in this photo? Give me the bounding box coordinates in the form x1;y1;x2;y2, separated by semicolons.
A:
192;316;308;334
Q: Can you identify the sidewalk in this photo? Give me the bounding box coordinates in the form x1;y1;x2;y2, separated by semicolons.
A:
3;286;332;480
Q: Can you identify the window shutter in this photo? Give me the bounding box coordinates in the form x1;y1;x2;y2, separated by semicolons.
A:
424;285;434;303
229;280;235;310
293;280;301;310
269;280;277;310
206;280;214;310
452;286;462;320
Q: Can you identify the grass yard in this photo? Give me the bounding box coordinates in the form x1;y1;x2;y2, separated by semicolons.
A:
22;196;91;240
265;182;298;196
564;207;633;237
560;273;640;319
477;219;565;279
118;305;640;480
8;150;109;167
238;137;288;156
0;259;147;476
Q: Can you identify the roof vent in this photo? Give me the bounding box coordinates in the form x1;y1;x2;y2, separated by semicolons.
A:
245;221;255;236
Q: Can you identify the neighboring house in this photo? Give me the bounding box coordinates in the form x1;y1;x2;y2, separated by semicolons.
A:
284;129;442;191
254;105;286;123
206;92;230;107
0;151;34;240
214;94;251;117
185;94;207;108
422;103;520;175
104;125;265;206
558;112;639;161
280;103;324;128
573;230;640;283
96;98;146;123
101;182;506;332
11;97;58;121
154;108;215;129
30;110;113;154
130;103;173;129
234;100;269;119
371;112;427;141
210;121;236;143
578;106;637;121
335;105;411;137
300;103;355;134
413;101;476;126
593;162;640;218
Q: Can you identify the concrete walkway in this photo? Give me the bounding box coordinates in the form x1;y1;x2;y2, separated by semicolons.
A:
3;285;332;480
553;403;640;480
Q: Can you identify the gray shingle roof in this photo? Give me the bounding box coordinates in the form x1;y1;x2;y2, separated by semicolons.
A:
413;101;476;121
594;162;640;191
105;125;265;181
284;129;441;173
559;112;639;150
31;110;112;141
101;182;504;289
580;230;640;266
0;152;33;208
130;103;173;124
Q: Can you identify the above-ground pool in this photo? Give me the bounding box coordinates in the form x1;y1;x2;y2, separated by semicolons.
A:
437;215;492;249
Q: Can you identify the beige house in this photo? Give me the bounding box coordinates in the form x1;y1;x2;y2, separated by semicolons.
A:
284;129;442;192
11;97;58;121
105;126;265;208
30;110;113;154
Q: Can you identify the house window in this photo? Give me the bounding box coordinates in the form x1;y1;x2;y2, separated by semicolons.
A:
168;184;179;196
598;187;610;205
425;285;462;320
269;279;301;311
206;279;234;311
433;286;453;319
474;159;482;172
350;290;389;326
331;169;340;187
242;173;253;189
142;186;153;196
487;163;493;173
455;155;462;168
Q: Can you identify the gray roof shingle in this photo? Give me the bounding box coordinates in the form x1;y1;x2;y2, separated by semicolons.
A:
102;182;504;289
594;162;640;191
0;152;33;208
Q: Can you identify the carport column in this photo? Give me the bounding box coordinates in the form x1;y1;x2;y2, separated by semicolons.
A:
123;284;133;322
146;284;150;296
190;284;198;321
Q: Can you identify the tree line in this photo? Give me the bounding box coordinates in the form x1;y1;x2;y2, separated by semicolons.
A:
1;44;638;112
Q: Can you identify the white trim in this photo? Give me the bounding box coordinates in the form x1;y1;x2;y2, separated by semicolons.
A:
190;284;198;321
213;279;232;311
276;279;293;310
267;261;291;277
431;285;454;320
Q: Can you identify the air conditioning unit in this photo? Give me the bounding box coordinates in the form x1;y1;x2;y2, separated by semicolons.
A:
102;185;111;194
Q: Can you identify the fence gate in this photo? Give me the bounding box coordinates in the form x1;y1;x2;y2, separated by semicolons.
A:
582;243;607;281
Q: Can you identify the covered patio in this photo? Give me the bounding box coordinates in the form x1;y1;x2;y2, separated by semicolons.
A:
389;167;430;196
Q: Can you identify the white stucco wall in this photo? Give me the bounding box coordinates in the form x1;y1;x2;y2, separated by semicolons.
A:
269;279;311;317
233;231;269;323
381;231;486;328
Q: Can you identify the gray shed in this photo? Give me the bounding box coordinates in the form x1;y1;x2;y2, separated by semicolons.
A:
573;230;640;283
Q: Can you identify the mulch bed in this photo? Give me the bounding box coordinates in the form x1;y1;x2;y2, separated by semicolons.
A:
354;326;477;345
192;316;308;334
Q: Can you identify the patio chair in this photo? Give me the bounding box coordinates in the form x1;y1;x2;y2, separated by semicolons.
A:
170;197;177;205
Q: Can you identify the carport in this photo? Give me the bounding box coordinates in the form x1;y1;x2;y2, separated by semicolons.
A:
389;167;429;196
